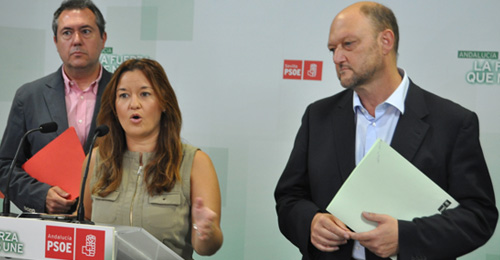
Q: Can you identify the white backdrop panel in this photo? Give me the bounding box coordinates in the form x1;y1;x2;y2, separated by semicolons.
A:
0;1;499;259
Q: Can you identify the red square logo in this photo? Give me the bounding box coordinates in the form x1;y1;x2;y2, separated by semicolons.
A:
45;226;75;260
303;60;323;81
283;60;303;80
75;228;105;260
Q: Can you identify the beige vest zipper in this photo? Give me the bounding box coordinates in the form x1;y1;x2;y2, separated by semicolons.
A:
129;154;143;225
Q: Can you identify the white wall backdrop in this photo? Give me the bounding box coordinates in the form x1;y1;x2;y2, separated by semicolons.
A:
1;1;499;259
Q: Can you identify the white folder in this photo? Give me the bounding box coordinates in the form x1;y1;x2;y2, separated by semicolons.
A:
326;139;459;233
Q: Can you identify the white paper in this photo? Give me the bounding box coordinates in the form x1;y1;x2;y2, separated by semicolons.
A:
327;139;459;233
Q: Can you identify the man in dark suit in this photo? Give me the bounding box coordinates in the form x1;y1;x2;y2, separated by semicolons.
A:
274;2;498;260
0;0;110;214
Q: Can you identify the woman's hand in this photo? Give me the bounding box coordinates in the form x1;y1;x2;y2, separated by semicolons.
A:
192;197;217;241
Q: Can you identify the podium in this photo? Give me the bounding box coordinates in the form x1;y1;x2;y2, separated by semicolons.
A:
0;216;183;260
113;226;183;260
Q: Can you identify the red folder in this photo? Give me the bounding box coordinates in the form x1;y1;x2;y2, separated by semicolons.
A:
22;127;85;200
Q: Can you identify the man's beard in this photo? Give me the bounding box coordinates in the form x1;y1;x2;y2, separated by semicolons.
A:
338;47;382;89
339;63;379;89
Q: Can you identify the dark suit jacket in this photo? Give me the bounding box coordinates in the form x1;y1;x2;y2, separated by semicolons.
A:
274;80;498;260
0;66;112;213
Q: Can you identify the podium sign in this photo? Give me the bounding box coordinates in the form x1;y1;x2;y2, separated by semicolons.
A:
0;217;114;260
0;216;184;260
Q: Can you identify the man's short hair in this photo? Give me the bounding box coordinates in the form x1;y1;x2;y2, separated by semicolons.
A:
360;2;399;54
52;0;106;39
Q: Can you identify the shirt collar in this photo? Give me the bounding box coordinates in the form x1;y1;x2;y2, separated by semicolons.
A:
63;65;103;95
353;68;410;115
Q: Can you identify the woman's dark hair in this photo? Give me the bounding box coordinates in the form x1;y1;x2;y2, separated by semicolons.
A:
93;58;183;197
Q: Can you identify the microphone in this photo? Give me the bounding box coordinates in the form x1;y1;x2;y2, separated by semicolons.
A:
2;122;58;217
74;125;109;224
39;122;58;133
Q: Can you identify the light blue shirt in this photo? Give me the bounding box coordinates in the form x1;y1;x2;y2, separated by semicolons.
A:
352;68;410;259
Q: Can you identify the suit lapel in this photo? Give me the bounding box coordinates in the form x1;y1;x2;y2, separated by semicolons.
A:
330;82;429;180
41;68;111;154
391;81;429;162
331;90;356;181
43;67;68;136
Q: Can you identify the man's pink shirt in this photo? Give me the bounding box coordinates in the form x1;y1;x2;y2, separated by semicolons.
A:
63;67;103;147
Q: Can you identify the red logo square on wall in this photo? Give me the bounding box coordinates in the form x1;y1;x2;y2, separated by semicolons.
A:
283;60;303;80
45;226;75;260
75;228;105;260
303;60;323;81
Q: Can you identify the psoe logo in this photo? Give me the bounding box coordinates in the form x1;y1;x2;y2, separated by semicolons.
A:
82;235;96;257
458;50;500;85
283;60;323;81
45;226;105;260
303;61;323;81
75;229;105;260
283;60;302;80
45;226;74;260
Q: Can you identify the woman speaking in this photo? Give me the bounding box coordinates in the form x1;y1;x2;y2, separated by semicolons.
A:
82;58;223;259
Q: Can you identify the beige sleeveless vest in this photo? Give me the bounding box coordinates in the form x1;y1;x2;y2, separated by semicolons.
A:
90;143;198;260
